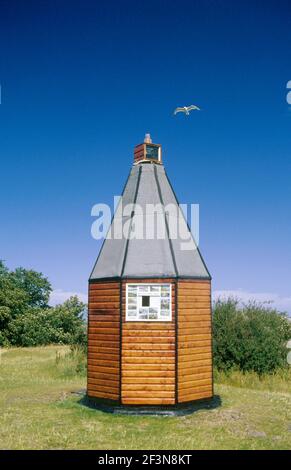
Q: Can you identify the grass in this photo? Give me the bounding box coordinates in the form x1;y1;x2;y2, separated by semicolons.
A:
214;368;291;394
0;345;290;450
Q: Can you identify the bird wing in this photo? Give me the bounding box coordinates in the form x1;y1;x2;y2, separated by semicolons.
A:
187;105;200;111
174;107;186;114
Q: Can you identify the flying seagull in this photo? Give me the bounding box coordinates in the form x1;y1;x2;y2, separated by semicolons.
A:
174;105;200;115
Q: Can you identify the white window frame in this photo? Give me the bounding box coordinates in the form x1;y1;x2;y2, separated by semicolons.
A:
126;283;172;322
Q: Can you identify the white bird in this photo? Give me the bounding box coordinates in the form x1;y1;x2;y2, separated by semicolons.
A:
173;105;200;115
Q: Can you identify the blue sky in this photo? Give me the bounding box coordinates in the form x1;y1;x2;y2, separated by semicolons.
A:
0;0;291;312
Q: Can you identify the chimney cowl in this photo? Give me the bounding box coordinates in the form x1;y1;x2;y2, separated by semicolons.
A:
144;133;152;143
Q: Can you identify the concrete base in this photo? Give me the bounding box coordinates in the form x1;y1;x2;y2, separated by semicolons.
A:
82;394;221;416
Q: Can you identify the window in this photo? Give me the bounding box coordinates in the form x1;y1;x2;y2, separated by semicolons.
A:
126;284;172;321
146;144;159;160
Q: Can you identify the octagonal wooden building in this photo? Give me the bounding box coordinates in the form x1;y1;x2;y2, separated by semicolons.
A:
87;135;213;407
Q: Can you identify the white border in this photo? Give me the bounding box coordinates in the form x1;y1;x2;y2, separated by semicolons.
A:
126;283;172;322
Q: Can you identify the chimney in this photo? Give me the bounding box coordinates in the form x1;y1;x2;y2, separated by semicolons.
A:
134;133;162;164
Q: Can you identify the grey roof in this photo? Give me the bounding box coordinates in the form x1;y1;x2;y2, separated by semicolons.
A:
90;163;211;280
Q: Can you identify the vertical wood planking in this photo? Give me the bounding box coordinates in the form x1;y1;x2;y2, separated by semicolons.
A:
87;281;120;401
177;280;213;402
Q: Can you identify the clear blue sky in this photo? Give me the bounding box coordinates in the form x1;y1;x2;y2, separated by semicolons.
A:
1;0;291;311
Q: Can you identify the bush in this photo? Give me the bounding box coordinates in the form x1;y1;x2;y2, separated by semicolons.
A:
7;297;87;347
213;298;291;374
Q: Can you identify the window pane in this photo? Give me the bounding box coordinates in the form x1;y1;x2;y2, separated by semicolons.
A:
142;295;150;307
146;145;159;160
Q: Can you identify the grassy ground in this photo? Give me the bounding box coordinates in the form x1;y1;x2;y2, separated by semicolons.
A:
0;345;290;450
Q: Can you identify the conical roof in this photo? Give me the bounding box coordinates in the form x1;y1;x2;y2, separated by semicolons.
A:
90;159;211;281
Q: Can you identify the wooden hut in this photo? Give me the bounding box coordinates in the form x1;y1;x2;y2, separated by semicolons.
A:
87;135;213;407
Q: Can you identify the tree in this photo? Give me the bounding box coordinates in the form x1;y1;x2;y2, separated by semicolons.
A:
0;261;29;345
0;261;86;346
11;267;52;308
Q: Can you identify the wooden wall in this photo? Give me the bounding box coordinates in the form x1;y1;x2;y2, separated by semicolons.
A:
87;278;213;406
177;280;213;403
87;281;120;402
121;279;176;406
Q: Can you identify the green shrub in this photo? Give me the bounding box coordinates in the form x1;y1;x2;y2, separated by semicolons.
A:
213;298;291;374
7;297;87;347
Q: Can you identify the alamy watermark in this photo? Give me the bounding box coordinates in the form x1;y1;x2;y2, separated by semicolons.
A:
286;80;291;104
91;196;200;251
